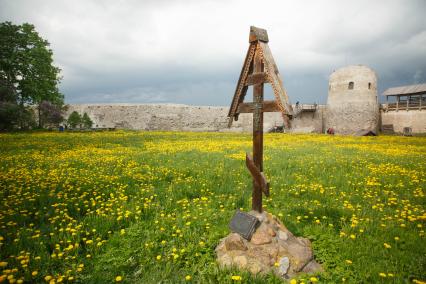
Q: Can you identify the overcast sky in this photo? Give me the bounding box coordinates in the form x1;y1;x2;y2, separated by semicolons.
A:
1;0;425;105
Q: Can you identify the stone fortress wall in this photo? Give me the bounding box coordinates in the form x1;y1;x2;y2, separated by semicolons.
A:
65;103;319;133
65;65;425;134
381;110;426;134
65;102;424;134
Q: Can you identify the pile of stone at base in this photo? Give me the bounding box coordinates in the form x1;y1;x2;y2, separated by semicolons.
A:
216;211;323;279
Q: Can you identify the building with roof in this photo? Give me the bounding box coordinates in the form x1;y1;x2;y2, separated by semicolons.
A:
289;68;426;135
381;83;426;134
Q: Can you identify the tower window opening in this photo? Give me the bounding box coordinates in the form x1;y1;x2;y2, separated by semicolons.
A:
348;82;354;90
368;82;371;89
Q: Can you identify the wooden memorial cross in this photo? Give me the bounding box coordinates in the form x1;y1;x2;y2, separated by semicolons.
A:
228;26;293;213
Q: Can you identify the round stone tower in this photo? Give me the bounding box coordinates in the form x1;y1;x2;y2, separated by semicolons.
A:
326;65;379;135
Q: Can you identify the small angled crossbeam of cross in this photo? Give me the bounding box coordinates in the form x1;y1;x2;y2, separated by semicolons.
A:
228;26;293;213
245;153;269;197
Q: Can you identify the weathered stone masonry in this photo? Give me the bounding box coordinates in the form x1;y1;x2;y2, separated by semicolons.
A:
65;103;288;132
65;101;424;134
65;65;425;134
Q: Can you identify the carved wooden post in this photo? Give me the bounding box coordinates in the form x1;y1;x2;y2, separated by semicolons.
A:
252;44;264;212
228;26;293;213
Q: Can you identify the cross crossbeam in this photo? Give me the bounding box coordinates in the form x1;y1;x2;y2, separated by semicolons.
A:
237;101;280;113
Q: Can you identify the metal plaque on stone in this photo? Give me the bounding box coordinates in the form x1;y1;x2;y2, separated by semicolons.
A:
229;210;260;240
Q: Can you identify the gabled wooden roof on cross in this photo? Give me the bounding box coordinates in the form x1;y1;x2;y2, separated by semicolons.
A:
228;26;293;213
227;26;293;129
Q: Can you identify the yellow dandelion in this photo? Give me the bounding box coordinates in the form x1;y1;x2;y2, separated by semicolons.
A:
115;275;122;282
185;275;192;281
231;275;242;281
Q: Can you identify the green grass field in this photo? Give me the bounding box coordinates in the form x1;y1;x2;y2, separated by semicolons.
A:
0;131;425;283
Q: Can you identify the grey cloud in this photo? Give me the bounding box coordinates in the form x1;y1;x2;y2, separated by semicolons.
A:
1;0;425;105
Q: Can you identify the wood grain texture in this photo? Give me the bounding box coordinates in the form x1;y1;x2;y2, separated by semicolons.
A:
246;153;270;197
245;72;268;86
259;41;293;128
249;26;269;43
237;101;280;113
227;43;256;127
252;43;264;213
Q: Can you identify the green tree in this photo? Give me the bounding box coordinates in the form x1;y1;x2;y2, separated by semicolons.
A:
39;100;64;127
82;112;93;129
67;111;81;129
0;77;35;130
0;21;64;128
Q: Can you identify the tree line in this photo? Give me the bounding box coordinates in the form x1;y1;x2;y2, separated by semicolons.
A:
0;21;87;131
67;111;93;129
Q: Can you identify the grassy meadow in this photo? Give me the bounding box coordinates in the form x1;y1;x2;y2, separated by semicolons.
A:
0;131;425;283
